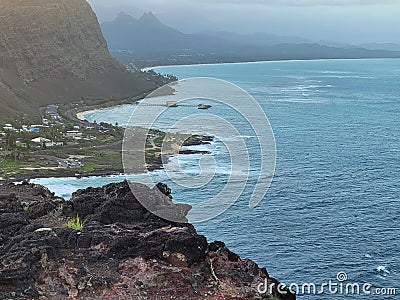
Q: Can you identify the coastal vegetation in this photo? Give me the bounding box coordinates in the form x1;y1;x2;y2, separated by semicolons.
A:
0;115;124;179
0;101;212;181
67;215;84;231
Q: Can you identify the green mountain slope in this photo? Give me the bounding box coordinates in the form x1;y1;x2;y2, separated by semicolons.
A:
0;0;155;120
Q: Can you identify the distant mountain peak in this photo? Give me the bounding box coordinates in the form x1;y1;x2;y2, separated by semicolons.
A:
139;11;162;25
115;11;137;22
118;11;130;17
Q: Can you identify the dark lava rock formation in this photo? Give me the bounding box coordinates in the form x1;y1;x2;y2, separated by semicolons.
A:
0;181;295;299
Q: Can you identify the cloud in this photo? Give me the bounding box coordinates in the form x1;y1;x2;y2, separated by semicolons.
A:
88;0;400;16
184;0;399;6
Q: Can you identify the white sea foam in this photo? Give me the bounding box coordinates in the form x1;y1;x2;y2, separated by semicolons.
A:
270;98;328;104
319;71;356;74
377;265;390;274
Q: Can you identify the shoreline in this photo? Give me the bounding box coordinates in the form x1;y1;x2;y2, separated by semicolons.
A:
79;57;399;122
0;169;124;185
76;105;132;121
142;57;400;72
75;96;145;121
76;86;176;121
0;138;214;185
17;57;393;185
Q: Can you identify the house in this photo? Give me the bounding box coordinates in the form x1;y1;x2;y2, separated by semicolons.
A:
65;130;83;139
45;141;64;148
3;124;15;131
31;137;51;144
30;124;49;131
30;127;40;133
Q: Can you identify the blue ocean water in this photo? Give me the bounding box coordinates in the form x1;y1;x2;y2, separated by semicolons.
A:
33;59;400;299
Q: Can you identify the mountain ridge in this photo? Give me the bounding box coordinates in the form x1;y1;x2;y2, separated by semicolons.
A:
101;12;400;67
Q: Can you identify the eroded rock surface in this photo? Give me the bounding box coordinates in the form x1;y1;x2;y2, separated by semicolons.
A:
0;181;295;299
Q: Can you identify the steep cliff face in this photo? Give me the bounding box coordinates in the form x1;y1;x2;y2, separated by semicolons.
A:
0;181;296;300
0;0;155;118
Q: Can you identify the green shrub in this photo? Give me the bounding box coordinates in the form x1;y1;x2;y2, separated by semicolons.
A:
67;215;84;231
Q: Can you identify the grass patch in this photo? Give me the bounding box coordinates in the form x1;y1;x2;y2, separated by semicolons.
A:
67;215;84;231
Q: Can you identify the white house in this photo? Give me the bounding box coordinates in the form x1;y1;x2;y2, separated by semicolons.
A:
31;137;51;144
65;130;83;139
45;141;64;148
3;124;15;131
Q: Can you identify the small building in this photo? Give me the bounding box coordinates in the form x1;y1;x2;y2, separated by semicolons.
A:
65;130;83;139
45;141;64;148
31;137;51;144
30;128;40;133
31;124;49;130
49;114;60;120
3;124;15;131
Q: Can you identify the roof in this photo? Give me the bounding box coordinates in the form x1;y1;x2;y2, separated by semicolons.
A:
31;137;51;143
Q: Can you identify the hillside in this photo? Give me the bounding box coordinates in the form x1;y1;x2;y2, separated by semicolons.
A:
0;0;156;119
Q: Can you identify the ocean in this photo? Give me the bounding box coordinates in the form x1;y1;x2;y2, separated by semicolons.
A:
32;59;400;299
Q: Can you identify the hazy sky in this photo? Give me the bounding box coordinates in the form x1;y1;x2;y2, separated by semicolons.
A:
87;0;400;44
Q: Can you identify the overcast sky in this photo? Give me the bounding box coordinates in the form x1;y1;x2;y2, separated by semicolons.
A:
87;0;400;44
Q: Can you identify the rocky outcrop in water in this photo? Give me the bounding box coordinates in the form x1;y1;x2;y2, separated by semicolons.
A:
0;181;295;299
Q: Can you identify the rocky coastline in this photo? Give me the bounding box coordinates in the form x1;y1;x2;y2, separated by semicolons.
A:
0;181;295;299
0;134;214;185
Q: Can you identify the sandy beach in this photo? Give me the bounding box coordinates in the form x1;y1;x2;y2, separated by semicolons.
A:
76;106;126;121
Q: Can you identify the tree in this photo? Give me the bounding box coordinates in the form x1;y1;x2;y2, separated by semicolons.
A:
19;131;34;150
5;130;16;150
